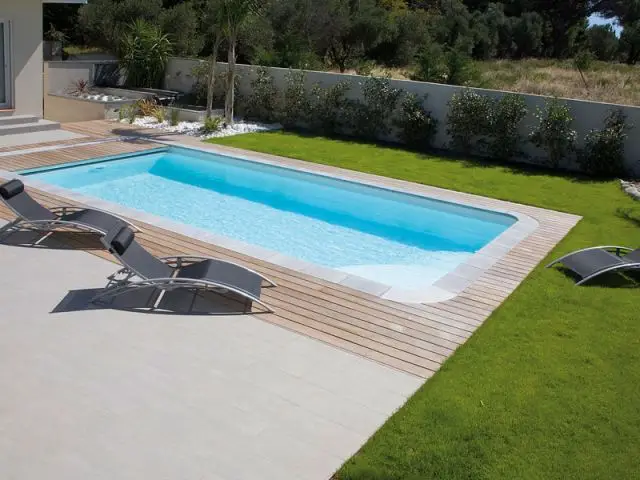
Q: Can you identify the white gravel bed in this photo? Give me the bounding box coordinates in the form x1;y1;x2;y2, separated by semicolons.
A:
125;116;282;139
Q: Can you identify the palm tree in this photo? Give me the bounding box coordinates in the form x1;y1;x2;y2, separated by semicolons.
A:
220;0;260;125
203;1;225;119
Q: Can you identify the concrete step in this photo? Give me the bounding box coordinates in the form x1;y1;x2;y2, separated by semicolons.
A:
0;114;41;126
0;120;60;137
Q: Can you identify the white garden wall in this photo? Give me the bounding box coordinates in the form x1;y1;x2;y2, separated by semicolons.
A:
164;56;637;175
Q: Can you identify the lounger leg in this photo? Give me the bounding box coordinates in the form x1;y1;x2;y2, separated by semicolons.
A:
0;219;21;240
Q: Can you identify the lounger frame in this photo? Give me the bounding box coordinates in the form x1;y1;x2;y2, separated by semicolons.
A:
93;253;276;313
547;245;640;285
0;204;141;240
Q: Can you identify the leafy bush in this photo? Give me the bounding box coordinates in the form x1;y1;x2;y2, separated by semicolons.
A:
279;69;308;128
393;93;438;149
355;60;375;76
446;89;492;154
578;110;632;177
118;104;131;122
169;107;180;126
445;47;479;86
307;81;352;135
529;98;577;167
201;116;224;134
244;67;278;122
350;76;402;140
119;19;172;88
487;94;528;161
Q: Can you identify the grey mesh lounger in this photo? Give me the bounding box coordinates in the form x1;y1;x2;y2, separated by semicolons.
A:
0;179;140;239
94;225;276;313
546;246;640;285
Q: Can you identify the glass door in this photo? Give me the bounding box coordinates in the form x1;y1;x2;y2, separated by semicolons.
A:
0;21;10;108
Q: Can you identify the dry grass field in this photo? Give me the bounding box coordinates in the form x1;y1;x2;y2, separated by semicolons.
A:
358;59;640;106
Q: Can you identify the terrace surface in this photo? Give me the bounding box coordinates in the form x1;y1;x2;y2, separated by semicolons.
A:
0;120;581;379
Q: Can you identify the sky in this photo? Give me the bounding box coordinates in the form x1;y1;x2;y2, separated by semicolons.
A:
588;14;623;36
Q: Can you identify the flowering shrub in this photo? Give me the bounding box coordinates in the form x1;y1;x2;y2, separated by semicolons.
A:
446;89;492;154
350;76;402;140
529;98;577;167
279;69;308;128
244;67;278;122
487;94;528;161
307;81;351;135
394;93;438;149
579;109;632;177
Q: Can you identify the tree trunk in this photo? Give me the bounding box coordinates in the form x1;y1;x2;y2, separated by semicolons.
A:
225;33;237;125
205;37;221;119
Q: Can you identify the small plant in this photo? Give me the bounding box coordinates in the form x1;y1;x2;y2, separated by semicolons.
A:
67;79;91;96
487;94;528;161
351;76;402;140
578;109;632;177
529;98;577;168
279;69;308;128
394;93;439;149
169;108;180;127
135;98;158;117
201;116;224;134
151;106;166;123
307;81;351;135
244;67;278;122
446;89;492;154
127;104;138;124
118;104;130;122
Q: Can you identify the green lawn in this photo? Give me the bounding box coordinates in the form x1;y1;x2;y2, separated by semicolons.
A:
210;132;640;480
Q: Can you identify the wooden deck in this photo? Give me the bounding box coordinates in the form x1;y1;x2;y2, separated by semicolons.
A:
0;121;581;378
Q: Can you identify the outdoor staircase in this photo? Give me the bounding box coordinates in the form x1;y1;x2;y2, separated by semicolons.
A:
0;114;60;137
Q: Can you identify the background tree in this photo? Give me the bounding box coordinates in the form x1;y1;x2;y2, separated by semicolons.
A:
585;24;619;61
220;0;260;124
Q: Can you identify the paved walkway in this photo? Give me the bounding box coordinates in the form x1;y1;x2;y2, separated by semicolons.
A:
0;229;422;480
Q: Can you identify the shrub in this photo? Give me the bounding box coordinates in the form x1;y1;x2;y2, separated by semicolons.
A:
445;47;479;86
244;67;278;122
351;76;402;140
307;81;351;135
578;110;632;177
446;89;492;154
279;69;308;128
118;104;131;122
355;60;375;76
119;19;172;88
487;94;528;161
169;108;180;126
529;98;577;168
191;63;229;107
127;104;137;124
151;106;165;123
201;116;224;134
413;41;446;83
135;98;158;117
393;93;438;149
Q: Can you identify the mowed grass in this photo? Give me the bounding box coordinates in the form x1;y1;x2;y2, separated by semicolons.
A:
209;132;640;479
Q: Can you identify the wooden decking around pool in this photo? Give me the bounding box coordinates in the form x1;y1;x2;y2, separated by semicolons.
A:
0;122;581;378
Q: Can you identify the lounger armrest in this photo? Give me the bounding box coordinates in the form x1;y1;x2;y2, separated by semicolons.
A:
50;206;143;233
159;255;277;287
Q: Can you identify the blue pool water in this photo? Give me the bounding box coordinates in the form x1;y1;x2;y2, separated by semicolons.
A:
25;147;516;290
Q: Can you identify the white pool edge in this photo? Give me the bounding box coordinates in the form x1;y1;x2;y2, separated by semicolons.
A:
2;143;539;304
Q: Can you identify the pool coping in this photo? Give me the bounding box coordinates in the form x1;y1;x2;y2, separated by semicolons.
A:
6;141;541;305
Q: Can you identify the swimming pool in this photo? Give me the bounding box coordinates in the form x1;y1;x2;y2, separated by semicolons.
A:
23;146;521;302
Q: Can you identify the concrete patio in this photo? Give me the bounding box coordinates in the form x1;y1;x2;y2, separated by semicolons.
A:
0;226;422;480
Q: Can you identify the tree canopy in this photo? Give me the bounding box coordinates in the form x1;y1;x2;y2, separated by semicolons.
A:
44;0;638;66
